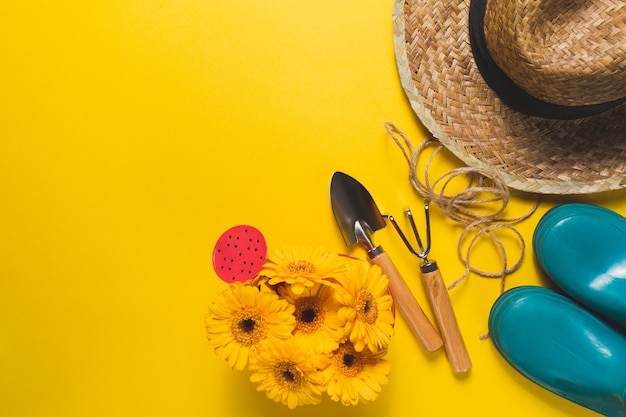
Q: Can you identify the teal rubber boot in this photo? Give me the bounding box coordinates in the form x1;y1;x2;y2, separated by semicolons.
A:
533;203;626;328
489;286;626;416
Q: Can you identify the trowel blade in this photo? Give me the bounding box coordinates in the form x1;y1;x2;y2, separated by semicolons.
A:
330;171;387;247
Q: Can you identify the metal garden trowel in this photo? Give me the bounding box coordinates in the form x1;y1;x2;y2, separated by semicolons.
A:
330;171;443;353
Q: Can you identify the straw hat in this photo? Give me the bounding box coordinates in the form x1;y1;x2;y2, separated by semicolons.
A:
393;0;626;194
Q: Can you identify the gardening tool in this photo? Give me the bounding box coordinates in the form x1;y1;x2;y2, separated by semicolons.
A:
386;206;472;373
330;171;443;353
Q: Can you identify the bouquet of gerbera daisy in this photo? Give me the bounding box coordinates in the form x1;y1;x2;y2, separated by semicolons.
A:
205;246;395;408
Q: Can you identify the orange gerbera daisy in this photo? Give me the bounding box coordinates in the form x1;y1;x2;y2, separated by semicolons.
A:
322;340;391;406
249;338;329;409
277;283;346;354
257;246;346;294
205;283;295;371
335;259;394;352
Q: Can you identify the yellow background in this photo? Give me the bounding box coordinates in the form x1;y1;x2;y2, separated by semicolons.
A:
1;1;625;416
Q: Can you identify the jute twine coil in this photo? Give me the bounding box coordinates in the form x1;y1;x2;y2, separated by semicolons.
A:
385;122;540;294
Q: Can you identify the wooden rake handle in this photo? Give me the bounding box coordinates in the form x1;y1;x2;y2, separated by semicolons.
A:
421;261;472;373
371;251;443;353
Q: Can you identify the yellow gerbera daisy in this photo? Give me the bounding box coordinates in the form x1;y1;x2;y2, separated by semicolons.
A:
205;282;295;371
277;283;346;355
249;338;329;409
335;259;394;352
322;340;391;406
259;246;346;295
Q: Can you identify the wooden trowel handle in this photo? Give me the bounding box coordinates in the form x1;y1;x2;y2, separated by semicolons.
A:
421;262;472;373
371;252;443;353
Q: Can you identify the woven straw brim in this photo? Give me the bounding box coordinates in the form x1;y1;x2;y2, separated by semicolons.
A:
393;0;626;194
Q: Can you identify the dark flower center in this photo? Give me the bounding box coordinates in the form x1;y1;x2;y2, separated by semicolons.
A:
356;291;378;324
239;318;256;333
274;362;304;389
294;297;324;334
301;307;316;323
231;308;266;346
343;353;355;368
333;342;364;377
282;369;295;382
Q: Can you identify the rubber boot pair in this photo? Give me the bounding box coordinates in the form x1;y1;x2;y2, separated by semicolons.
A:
489;204;626;416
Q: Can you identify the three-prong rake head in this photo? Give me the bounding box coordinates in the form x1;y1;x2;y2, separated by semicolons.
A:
384;201;432;261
